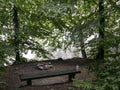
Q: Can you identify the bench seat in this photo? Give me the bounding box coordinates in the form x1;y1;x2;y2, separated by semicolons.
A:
19;68;81;86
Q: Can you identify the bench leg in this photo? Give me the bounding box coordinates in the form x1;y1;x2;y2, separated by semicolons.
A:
27;80;32;86
68;73;75;82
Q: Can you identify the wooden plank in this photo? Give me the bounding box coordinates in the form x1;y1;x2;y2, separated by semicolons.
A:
20;68;80;81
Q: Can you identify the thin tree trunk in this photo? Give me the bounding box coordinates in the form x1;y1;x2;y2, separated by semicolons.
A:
13;6;21;64
80;29;87;58
96;0;105;60
81;41;87;58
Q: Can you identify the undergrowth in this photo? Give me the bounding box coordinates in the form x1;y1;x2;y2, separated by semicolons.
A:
73;59;120;90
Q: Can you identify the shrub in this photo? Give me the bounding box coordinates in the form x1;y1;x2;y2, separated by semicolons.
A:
73;60;120;90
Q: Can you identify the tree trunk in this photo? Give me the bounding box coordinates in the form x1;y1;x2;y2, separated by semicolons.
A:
81;41;87;58
79;29;87;58
13;6;21;64
96;0;105;60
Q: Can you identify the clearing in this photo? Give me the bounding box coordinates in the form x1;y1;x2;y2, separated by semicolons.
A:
1;57;94;90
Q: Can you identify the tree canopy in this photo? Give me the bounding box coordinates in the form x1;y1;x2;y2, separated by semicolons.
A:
0;0;120;65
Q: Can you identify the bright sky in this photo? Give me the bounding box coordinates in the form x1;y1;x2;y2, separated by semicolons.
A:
116;0;120;5
22;34;98;60
23;50;35;59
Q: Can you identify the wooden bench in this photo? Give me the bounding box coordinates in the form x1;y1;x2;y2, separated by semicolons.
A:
19;68;81;86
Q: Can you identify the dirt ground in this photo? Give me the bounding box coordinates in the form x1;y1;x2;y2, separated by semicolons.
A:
0;57;94;90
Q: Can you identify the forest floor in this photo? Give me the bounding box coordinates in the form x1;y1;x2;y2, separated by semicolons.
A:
0;57;94;90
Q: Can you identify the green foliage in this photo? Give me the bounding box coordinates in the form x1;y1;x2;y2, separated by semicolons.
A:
0;0;120;63
0;0;54;64
73;60;120;90
0;66;4;76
